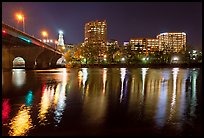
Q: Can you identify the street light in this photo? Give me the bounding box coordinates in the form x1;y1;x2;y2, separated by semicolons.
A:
16;13;25;32
41;31;48;40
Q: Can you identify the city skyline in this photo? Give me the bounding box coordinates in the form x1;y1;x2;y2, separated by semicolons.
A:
2;2;202;50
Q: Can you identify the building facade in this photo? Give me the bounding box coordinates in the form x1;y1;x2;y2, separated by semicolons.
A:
129;38;159;56
84;20;107;58
156;32;186;54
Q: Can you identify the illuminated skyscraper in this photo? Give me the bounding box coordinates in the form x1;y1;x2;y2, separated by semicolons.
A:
84;20;107;58
157;32;186;54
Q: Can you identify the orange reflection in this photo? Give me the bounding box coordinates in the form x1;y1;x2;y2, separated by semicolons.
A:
102;68;107;94
8;105;33;136
38;84;52;125
78;70;83;88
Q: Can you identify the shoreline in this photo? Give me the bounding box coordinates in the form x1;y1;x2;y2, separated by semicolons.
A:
4;63;202;70
70;63;202;69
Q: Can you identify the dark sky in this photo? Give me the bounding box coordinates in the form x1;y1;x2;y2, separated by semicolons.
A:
2;2;202;49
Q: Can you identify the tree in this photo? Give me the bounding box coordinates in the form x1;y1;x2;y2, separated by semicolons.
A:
64;50;72;64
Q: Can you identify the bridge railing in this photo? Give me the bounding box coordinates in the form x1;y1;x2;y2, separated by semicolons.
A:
2;22;63;55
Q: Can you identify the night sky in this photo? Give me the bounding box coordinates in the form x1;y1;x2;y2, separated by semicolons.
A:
2;2;202;49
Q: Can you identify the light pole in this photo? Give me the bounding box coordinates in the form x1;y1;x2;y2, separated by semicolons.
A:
16;13;25;32
41;31;48;41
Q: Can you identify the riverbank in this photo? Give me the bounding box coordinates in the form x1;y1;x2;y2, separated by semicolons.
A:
68;63;202;68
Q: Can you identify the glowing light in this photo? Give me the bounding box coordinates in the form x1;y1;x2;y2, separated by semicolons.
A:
82;68;88;97
54;83;66;125
41;31;48;37
160;32;168;35
18;36;31;43
78;70;83;88
120;68;126;102
102;68;107;94
38;84;50;125
190;69;198;117
59;30;63;34
173;57;179;61
2;30;6;33
121;57;125;61
50;39;53;43
15;13;25;32
25;91;33;106
16;13;24;21
155;69;169;128
8;105;33;136
141;68;148;95
12;69;26;88
54;69;67;126
2;99;11;124
47;39;49;43
169;68;179;120
192;50;197;54
13;57;25;68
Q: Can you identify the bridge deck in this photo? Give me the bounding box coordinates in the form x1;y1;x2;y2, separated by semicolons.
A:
2;22;63;55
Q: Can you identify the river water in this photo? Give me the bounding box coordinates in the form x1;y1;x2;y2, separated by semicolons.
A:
2;67;203;136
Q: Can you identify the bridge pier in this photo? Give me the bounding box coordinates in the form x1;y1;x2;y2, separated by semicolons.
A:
50;54;63;68
36;49;60;69
2;47;13;70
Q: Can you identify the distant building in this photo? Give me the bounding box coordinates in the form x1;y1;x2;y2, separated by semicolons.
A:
84;20;107;57
57;31;65;46
157;32;186;54
107;39;119;50
129;38;159;56
123;42;129;46
188;49;202;62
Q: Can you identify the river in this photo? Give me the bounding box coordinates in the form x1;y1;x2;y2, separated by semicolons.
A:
2;67;203;136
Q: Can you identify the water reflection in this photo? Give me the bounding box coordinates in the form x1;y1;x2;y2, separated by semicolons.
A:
38;84;52;125
81;68;88;98
37;68;68;126
102;68;107;94
120;68;126;102
141;68;148;96
2;99;11;124
2;68;202;136
25;90;33;106
8;105;33;136
189;69;198;117
12;69;26;88
155;69;169;128
54;68;67;126
170;68;179;112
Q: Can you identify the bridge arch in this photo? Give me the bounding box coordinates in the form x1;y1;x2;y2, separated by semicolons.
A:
13;57;26;68
56;56;66;65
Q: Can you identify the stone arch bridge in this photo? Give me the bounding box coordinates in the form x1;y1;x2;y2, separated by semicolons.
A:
2;23;64;70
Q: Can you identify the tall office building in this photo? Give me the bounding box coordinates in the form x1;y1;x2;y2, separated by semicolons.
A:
84;20;107;57
157;32;186;54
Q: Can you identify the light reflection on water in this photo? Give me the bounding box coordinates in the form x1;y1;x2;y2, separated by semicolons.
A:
12;69;26;88
8;105;33;136
2;68;202;136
